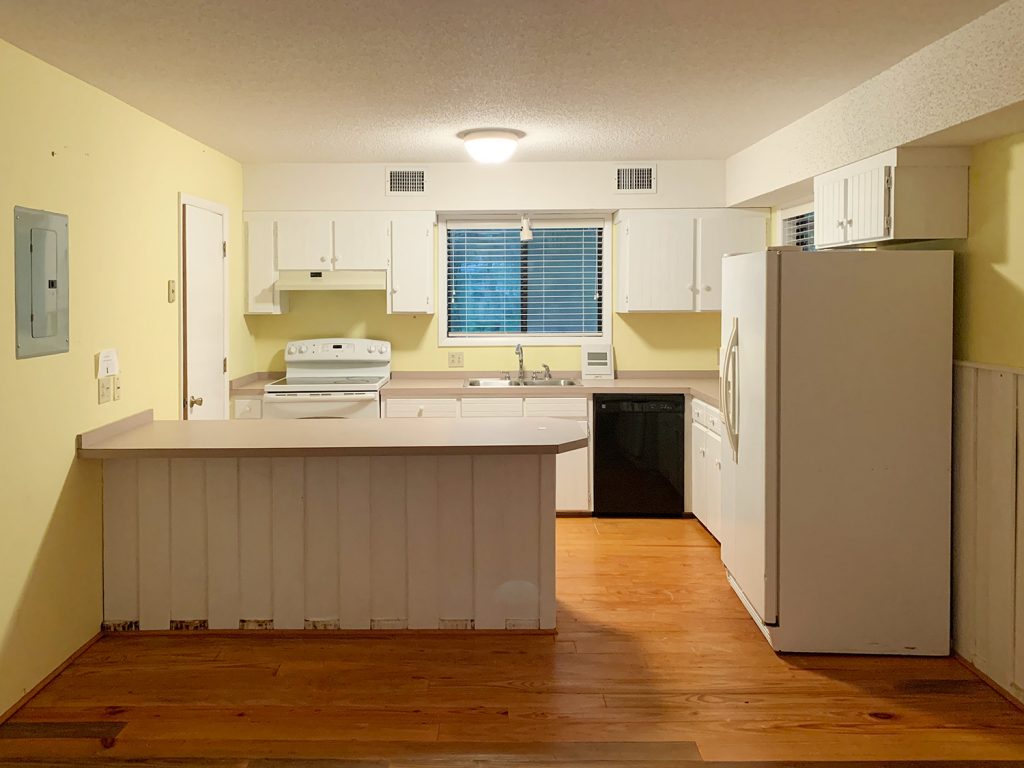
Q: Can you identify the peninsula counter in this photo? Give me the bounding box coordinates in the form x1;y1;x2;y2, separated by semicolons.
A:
78;412;587;633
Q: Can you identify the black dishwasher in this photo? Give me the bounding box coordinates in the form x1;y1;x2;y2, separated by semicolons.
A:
593;394;687;518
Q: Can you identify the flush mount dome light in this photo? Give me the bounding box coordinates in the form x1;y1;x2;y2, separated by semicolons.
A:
458;128;525;164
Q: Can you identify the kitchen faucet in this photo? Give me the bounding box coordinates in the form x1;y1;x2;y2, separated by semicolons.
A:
515;344;525;381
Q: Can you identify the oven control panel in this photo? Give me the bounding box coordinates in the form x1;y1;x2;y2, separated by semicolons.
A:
284;338;390;362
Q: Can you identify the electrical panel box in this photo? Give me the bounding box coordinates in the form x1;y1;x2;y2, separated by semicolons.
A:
15;206;69;358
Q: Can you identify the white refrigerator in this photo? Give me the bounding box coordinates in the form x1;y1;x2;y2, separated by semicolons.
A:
719;248;952;655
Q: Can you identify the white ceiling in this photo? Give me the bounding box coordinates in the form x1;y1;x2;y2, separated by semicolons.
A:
0;0;1007;163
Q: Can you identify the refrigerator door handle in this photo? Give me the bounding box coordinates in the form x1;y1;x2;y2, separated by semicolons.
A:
722;317;740;461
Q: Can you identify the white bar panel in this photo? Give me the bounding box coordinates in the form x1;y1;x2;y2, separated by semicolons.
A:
305;457;340;626
238;458;273;623
338;456;372;628
370;456;407;624
103;459;138;623
974;369;1016;686
952;366;977;660
473;454;540;629
406;456;439;629
137;459;171;630
169;459;207;622
271;458;306;630
437;456;474;622
206;458;240;629
538;454;557;629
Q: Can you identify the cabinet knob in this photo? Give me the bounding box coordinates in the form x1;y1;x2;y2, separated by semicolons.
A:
189;395;204;408
847;219;853;228
703;285;711;292
836;220;844;228
320;256;328;263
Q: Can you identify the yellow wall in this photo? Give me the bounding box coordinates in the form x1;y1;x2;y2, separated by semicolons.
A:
956;132;1024;367
247;234;722;373
0;40;246;715
247;292;721;373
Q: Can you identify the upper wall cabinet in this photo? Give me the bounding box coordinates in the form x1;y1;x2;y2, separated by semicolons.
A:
244;211;436;315
388;212;435;314
813;147;969;249
244;218;288;315
335;212;390;270
615;208;767;313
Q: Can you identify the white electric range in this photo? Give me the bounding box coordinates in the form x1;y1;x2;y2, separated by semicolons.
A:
262;338;391;420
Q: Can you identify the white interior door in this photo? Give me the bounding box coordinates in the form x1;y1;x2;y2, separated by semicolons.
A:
183;203;227;420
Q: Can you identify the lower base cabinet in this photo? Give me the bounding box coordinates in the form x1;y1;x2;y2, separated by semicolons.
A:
385;396;592;513
691;399;723;540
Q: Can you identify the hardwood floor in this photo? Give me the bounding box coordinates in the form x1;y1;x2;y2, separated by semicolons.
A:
3;518;1024;765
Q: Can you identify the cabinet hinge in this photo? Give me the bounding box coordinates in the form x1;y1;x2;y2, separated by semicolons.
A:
884;215;892;235
222;241;227;258
223;357;228;373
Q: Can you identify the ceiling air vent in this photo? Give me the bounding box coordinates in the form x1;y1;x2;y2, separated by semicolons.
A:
386;168;427;196
615;165;657;194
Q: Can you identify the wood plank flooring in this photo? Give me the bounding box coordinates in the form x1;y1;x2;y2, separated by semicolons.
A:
3;518;1024;765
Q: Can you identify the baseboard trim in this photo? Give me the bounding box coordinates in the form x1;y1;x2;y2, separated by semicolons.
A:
955;652;1024;714
0;631;103;726
113;628;557;638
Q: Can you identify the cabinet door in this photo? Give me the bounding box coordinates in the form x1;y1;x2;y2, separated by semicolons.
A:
696;211;767;311
618;210;696;312
813;177;848;248
846;165;891;243
245;219;286;314
388;212;434;314
334;212;390;270
555;420;590;512
276;215;333;270
705;430;722;542
690;421;708;528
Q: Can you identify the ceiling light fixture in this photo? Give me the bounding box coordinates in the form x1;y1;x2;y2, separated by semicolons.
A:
458;128;525;164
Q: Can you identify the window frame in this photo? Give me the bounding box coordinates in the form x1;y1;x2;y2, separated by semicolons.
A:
437;213;612;348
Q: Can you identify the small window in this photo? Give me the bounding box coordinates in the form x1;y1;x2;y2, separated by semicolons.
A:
444;221;606;342
782;211;815;251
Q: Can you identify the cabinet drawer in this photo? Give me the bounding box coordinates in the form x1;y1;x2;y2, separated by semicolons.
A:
692;397;721;434
460;397;524;418
233;397;263;420
385;398;459;418
523;397;588;419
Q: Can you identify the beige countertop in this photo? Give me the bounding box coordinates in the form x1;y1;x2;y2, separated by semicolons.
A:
382;374;721;408
77;411;588;459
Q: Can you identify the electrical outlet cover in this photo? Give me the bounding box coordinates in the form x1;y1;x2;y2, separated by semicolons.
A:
448;351;464;368
98;376;113;404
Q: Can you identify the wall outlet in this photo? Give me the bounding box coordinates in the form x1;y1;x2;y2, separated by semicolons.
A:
448;351;464;368
112;374;122;401
98;376;113;404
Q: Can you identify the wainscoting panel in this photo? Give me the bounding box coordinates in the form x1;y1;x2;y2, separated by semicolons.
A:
953;362;1022;701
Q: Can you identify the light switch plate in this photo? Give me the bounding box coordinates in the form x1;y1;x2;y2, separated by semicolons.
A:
167;279;176;303
448;351;464;368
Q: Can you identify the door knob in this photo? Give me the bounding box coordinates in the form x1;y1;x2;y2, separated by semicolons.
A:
189;396;204;408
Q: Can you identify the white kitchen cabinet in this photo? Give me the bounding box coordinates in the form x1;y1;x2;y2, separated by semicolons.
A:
615;210;697;312
334;212;390;270
524;398;591;512
232;397;263;420
385;398;459;418
690;399;723;541
813;147;969;248
388;212;435;315
695;211;767;311
616;209;767;313
460;397;524;418
244;218;288;314
276;214;334;271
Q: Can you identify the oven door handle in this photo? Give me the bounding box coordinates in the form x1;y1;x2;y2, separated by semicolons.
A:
263;392;378;403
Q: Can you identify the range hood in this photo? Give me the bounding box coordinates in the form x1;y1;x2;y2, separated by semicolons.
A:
276;269;387;291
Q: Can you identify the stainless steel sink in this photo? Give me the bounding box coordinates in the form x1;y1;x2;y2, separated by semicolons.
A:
465;378;581;387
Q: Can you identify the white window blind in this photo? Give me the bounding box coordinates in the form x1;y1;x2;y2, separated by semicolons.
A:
446;225;604;337
782;211;815;251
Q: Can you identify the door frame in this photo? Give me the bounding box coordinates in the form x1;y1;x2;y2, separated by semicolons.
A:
178;192;230;420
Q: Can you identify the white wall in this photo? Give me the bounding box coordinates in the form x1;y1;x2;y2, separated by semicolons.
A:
726;0;1024;206
244;160;725;212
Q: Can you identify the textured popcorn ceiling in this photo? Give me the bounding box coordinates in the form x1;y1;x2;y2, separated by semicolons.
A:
0;0;1006;163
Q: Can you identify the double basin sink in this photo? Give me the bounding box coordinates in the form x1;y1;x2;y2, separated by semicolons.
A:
465;378;581;388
